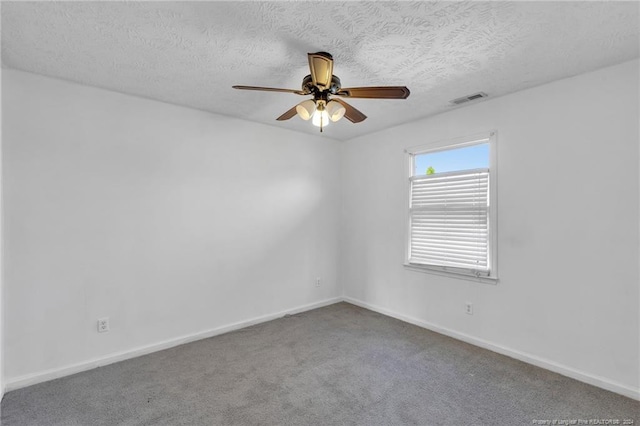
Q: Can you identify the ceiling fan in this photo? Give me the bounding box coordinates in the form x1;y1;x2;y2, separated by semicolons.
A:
232;52;410;132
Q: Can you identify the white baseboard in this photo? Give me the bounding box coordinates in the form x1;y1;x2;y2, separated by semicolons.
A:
343;296;640;401
6;295;639;402
5;297;342;392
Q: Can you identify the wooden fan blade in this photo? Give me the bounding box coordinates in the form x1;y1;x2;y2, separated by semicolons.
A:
233;85;306;95
308;52;334;91
276;105;298;121
331;98;367;123
336;86;410;99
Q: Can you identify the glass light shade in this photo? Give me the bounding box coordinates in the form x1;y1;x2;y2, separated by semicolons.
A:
312;109;330;127
296;100;316;121
325;100;346;122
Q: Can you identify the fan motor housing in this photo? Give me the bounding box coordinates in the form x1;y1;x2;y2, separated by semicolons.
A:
302;74;341;95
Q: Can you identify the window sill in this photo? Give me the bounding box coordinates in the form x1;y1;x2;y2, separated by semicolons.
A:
403;263;498;285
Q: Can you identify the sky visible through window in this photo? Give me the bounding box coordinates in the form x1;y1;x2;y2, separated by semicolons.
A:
414;143;489;175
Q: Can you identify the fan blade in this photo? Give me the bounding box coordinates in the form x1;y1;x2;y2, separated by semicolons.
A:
276;105;298;121
331;98;367;123
308;52;334;91
233;85;306;95
336;86;410;99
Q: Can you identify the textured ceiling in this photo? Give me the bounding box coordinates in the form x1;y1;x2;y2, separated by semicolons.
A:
2;1;638;141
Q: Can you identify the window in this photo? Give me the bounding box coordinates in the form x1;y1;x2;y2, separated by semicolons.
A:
405;132;497;281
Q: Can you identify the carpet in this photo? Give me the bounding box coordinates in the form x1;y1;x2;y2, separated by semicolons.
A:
2;302;638;425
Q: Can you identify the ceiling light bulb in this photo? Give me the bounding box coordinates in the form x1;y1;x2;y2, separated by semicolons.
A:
312;108;330;128
296;99;316;121
325;100;346;122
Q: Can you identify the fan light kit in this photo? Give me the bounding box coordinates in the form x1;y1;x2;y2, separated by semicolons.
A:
296;99;344;129
233;52;410;132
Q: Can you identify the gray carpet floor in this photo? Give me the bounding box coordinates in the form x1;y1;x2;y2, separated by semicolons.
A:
1;302;638;425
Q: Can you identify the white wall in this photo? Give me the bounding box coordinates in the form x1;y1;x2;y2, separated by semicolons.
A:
2;70;341;385
0;66;4;402
3;60;639;400
340;60;640;398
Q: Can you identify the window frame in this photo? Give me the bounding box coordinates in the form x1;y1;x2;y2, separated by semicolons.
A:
403;131;498;283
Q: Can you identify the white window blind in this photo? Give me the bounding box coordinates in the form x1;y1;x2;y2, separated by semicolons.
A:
409;168;490;275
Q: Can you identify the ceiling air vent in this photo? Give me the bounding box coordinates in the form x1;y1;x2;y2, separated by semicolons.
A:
450;92;488;105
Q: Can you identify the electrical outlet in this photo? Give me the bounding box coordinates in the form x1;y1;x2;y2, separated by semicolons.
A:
315;277;321;287
97;317;110;333
465;303;473;315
